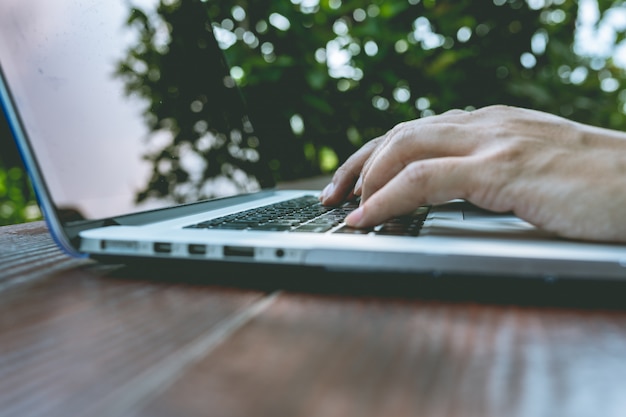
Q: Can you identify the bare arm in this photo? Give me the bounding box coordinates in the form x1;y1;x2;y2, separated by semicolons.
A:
320;105;626;242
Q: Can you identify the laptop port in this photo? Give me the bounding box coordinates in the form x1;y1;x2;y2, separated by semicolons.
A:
188;244;207;255
154;242;172;254
101;240;138;252
223;246;254;258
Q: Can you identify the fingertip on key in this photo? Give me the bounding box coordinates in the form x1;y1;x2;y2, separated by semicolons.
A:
320;182;335;202
345;206;364;227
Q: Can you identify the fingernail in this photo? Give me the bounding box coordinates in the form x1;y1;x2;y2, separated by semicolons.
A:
321;182;334;201
345;206;363;227
353;175;363;195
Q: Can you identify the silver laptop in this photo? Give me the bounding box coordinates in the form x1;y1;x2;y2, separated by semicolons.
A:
2;0;625;280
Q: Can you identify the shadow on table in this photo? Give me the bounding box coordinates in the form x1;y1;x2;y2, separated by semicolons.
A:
97;256;626;311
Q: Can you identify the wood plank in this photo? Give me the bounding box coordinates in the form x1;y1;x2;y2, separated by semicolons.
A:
0;221;88;290
139;294;626;417
0;222;270;417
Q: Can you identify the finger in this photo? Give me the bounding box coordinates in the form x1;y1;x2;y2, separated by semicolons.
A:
320;136;384;206
358;111;469;185
359;122;480;202
345;157;475;228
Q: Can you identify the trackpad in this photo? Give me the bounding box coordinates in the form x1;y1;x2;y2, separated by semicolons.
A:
424;201;547;238
430;200;523;222
462;207;524;223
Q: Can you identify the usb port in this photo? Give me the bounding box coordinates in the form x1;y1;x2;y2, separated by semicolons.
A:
223;246;254;258
154;242;172;254
188;244;207;255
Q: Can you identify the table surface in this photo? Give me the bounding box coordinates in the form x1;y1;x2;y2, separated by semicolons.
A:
3;181;626;417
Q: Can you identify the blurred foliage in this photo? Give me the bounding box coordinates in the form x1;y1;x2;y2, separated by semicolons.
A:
117;2;273;204
0;100;41;225
2;0;626;223
0;164;40;226
206;0;626;178
116;0;626;201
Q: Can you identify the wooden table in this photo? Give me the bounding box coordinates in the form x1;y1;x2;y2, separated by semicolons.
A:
3;195;626;416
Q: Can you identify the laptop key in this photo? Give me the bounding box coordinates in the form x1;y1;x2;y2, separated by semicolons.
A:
292;224;334;233
185;196;370;235
334;226;372;234
212;223;251;230
251;224;293;231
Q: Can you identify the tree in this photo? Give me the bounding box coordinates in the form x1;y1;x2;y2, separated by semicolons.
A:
0;110;40;226
1;0;625;223
115;0;626;204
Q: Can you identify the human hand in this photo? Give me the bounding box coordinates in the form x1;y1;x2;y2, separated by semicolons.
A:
320;105;626;242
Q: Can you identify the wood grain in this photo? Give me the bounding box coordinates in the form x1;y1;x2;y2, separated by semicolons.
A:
3;221;626;417
139;294;626;417
0;222;268;417
0;221;86;290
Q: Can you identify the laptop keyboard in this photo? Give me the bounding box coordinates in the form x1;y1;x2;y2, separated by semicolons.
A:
184;195;429;236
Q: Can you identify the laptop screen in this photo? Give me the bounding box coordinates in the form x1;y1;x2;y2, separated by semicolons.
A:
0;0;274;222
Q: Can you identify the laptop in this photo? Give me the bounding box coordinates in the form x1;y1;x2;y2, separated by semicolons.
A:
1;0;625;281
